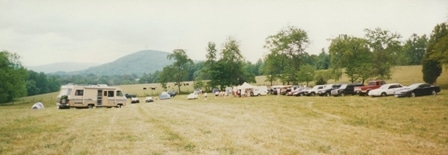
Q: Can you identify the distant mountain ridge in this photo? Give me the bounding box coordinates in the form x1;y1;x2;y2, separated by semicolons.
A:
74;50;174;76
28;62;99;73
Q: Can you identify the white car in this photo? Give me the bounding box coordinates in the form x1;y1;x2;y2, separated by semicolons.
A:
145;96;154;102
187;93;198;100
131;97;140;103
368;83;404;97
304;85;324;96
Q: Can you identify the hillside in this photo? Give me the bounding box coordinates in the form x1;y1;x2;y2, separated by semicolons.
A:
75;50;174;76
27;62;99;73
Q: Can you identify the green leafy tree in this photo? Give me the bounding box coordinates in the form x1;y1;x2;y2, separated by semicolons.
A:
0;51;27;103
215;37;254;88
428;23;448;65
401;34;428;65
202;42;219;88
165;49;194;93
159;65;176;89
329;34;373;84
296;64;315;85
315;49;330;70
364;28;402;80
314;70;330;85
264;26;310;84
422;23;447;84
262;51;285;85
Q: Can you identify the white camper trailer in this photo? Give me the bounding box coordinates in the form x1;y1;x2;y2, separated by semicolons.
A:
57;84;127;109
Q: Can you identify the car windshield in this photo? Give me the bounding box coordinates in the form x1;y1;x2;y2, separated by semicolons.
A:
339;84;347;89
368;82;376;86
408;83;422;89
379;84;390;89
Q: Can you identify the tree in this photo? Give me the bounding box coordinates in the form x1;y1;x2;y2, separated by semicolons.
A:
262;51;284;85
315;49;330;70
159;66;176;89
165;49;194;93
314;70;330;85
428;23;448;65
264;26;310;84
364;28;402;80
0;51;27;103
296;64;315;86
422;58;441;84
422;23;447;84
202;42;219;88
216;37;254;88
329;34;373;84
401;34;428;65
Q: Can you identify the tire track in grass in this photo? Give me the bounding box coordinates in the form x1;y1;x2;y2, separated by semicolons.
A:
149;101;313;154
1;108;93;154
137;103;199;154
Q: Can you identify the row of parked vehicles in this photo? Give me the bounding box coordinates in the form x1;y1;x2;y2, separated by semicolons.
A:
283;80;441;98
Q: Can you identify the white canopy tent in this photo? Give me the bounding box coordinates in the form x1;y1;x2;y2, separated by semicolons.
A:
237;82;254;96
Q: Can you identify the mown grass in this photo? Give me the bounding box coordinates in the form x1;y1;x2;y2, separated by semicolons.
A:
0;65;447;154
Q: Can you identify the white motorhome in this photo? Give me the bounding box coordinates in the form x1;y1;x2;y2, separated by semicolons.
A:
252;86;268;96
57;84;127;109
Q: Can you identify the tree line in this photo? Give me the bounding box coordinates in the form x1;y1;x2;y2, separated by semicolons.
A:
1;22;447;103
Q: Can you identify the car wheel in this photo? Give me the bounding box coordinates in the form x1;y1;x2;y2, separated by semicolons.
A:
432;90;437;95
326;92;331;97
410;92;416;97
310;92;315;96
340;93;345;97
381;92;386;97
88;104;94;109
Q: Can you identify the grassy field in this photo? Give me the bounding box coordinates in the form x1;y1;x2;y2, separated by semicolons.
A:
1;65;448;154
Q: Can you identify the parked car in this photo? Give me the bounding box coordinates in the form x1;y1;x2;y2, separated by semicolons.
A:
168;90;177;97
368;83;404;97
331;83;364;96
354;80;386;96
159;92;171;100
145;96;154;102
303;85;324;96
394;83;441;97
187;93;198;100
293;87;310;96
131;97;140;103
317;84;341;96
125;93;137;98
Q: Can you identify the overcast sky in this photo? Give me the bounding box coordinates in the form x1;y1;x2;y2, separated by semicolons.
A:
1;0;447;66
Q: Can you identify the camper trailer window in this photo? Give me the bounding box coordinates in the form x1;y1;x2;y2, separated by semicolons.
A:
75;90;83;96
103;91;107;96
117;91;123;97
108;91;114;97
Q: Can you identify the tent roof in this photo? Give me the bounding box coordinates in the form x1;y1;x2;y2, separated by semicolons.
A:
239;82;253;89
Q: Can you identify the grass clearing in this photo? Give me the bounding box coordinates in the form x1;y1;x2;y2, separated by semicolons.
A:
1;93;447;154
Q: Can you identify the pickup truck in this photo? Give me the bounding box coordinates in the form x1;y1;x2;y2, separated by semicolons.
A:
354;80;386;96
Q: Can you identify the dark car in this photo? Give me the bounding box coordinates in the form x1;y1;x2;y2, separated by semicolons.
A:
167;90;177;97
125;93;137;98
331;83;364;97
394;83;441;97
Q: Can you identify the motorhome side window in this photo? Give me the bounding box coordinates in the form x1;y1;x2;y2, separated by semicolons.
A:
117;91;123;97
75;90;83;96
67;89;72;95
108;91;114;97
